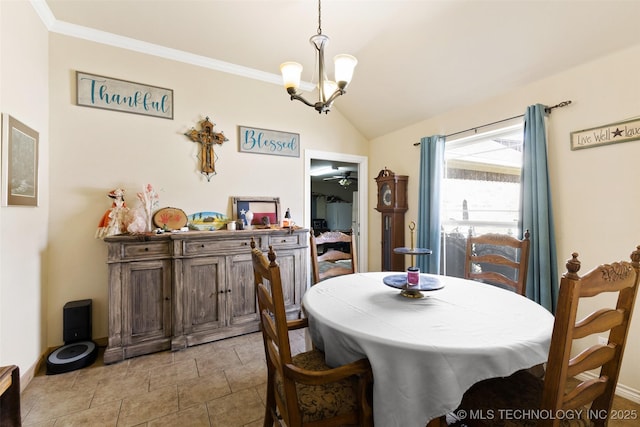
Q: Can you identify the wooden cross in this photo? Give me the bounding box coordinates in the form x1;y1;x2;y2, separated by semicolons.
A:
184;116;228;181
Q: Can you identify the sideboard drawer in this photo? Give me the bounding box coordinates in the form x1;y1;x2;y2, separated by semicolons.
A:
122;242;171;259
269;233;305;248
184;237;259;255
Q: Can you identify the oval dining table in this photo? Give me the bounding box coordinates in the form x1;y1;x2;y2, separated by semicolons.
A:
302;271;554;427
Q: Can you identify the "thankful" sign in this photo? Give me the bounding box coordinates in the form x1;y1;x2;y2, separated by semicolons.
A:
76;71;173;120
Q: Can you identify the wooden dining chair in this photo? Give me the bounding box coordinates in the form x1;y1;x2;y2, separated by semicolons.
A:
250;240;373;427
310;229;358;285
452;245;640;427
464;229;531;295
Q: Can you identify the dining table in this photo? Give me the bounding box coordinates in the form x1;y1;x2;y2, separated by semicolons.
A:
302;271;554;427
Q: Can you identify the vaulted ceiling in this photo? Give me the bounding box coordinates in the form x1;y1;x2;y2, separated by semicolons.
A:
43;0;640;140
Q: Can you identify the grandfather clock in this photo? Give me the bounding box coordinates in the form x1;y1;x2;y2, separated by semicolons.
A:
375;168;408;271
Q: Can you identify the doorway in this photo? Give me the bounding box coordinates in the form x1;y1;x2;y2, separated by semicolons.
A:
304;150;368;273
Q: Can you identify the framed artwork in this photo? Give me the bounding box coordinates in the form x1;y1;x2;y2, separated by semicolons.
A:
2;114;39;207
232;196;281;228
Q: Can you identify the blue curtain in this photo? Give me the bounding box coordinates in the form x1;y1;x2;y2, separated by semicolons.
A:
520;104;559;313
417;135;445;274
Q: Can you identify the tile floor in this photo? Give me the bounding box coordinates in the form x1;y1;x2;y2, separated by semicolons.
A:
19;330;640;426
20;330;306;427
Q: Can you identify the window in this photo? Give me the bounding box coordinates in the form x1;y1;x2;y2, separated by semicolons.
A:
440;124;524;277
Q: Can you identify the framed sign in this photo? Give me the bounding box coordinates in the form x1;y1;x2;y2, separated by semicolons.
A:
238;126;299;157
1;114;39;206
571;117;640;150
76;71;173;119
232;196;281;228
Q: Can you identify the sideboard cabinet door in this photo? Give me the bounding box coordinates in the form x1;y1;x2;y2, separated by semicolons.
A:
227;252;260;328
104;258;172;364
182;256;226;344
272;248;303;318
123;259;172;347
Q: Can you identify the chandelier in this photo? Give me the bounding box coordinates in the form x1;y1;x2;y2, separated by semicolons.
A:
280;0;357;114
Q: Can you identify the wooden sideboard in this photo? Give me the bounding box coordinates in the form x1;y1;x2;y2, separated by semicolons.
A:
0;365;20;427
103;228;308;364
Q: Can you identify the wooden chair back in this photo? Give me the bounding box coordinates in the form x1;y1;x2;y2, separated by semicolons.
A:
310;229;357;285
251;240;295;425
464;229;531;295
251;239;373;427
539;247;640;426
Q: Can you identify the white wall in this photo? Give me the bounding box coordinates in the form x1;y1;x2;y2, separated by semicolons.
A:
0;0;50;385
368;43;640;396
46;34;368;348
0;3;368;382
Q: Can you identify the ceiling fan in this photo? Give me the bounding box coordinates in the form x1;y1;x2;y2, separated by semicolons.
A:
323;171;358;187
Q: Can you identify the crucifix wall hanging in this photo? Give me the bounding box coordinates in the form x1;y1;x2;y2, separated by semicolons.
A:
184;116;228;181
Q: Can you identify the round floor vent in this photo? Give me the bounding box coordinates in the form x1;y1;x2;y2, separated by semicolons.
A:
46;341;98;375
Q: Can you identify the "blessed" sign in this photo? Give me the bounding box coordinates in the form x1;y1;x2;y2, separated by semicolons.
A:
238;126;300;157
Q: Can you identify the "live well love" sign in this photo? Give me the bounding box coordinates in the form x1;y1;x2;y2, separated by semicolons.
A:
571;117;640;150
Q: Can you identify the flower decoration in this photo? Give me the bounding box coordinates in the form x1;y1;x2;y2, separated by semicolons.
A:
127;184;160;233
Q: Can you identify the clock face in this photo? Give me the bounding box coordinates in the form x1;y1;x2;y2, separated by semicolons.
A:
381;184;392;206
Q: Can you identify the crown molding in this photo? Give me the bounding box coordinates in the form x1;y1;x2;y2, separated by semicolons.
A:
28;0;315;91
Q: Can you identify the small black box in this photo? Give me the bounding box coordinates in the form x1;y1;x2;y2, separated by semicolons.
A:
63;299;92;343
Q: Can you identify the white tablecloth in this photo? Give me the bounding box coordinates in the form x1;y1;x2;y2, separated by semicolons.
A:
302;272;554;427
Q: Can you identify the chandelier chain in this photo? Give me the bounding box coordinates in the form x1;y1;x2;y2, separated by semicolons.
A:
317;0;322;35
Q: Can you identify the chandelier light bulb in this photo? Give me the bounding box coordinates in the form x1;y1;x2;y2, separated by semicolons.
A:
280;62;303;91
334;54;357;88
321;80;338;101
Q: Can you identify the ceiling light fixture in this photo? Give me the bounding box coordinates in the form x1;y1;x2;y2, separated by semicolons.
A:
338;178;353;187
280;0;357;114
310;166;336;177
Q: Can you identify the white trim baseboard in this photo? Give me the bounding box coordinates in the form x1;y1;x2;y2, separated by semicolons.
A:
575;372;640;404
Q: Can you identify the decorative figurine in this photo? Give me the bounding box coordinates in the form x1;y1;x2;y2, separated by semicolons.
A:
243;209;254;230
184;116;228;181
95;188;129;239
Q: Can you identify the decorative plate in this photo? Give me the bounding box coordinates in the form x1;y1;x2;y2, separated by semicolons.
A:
153;207;188;230
187;211;228;231
383;274;444;291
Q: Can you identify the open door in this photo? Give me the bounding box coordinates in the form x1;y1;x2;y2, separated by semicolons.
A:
305;150;368;276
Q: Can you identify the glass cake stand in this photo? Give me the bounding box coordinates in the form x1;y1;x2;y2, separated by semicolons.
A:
388;221;434;297
383;273;443;298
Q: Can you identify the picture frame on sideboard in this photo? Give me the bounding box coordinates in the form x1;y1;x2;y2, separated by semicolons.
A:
232;196;281;228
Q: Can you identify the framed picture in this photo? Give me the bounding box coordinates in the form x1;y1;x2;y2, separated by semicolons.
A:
2;114;39;207
232;196;281;228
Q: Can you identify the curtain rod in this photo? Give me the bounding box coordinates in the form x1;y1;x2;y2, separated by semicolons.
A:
413;100;572;146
